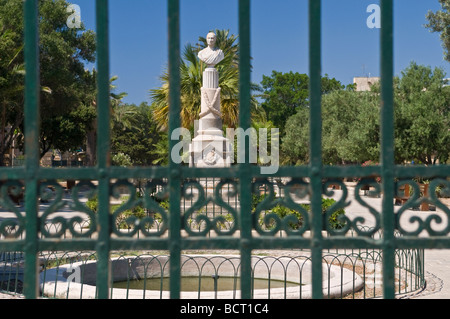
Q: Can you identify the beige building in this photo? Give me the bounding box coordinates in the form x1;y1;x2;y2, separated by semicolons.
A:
353;76;380;91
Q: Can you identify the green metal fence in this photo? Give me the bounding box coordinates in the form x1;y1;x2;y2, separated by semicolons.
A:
0;0;449;300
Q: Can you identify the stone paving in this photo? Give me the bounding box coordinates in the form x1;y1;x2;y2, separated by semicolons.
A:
330;186;450;299
410;249;450;299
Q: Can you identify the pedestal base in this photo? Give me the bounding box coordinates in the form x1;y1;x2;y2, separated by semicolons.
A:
189;134;232;168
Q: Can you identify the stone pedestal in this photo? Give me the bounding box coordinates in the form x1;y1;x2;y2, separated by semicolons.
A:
189;67;232;168
202;67;219;88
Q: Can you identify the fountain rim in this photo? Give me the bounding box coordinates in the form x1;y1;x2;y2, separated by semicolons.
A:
39;254;364;299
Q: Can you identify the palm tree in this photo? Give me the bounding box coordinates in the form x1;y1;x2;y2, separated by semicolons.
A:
85;75;129;166
110;75;137;131
150;29;261;131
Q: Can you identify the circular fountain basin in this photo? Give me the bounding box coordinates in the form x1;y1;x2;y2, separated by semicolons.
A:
40;255;363;299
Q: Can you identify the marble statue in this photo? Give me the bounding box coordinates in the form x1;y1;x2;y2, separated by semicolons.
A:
198;32;224;66
189;31;231;169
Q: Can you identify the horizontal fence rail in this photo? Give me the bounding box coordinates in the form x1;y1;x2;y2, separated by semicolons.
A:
0;0;448;300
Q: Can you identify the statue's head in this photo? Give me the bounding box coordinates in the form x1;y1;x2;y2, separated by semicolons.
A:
206;32;217;48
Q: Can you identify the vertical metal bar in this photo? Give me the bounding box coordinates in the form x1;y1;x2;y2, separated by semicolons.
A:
168;0;182;299
95;0;111;299
380;0;395;299
309;0;323;299
238;0;252;299
23;0;40;299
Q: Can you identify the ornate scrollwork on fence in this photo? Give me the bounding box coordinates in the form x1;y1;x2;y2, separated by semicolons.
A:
352;178;382;237
111;179;169;237
322;179;351;235
0;180;25;238
39;180;97;238
182;178;238;237
395;178;450;236
3;176;447;241
252;178;310;236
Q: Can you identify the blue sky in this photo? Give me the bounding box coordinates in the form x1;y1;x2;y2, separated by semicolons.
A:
72;0;450;105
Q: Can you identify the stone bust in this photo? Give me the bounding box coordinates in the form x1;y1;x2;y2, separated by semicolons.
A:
198;32;224;66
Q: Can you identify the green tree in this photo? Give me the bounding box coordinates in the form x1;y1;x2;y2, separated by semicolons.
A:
85;75;129;166
322;90;380;164
150;132;169;166
282;89;381;166
0;25;24;165
425;0;450;62
0;1;26;165
281;106;309;165
0;0;97;164
259;71;309;136
111;102;164;166
41;103;96;157
258;71;345;136
393;62;450;164
38;0;96;157
282;62;450;166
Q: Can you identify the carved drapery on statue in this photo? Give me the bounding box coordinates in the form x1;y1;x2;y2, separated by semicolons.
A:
198;47;224;66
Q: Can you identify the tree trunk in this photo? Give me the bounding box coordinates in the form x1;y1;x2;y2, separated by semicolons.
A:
86;129;96;166
0;115;21;167
1;101;5;166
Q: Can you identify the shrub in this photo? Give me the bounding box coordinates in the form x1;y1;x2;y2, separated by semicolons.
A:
318;197;346;230
253;195;346;230
112;152;132;167
85;195;149;229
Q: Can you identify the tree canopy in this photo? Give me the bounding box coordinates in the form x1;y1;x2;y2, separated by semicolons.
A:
258;71;345;136
111;102;164;166
282;88;379;165
426;0;450;62
393;62;450;165
282;62;450;166
0;0;97;164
